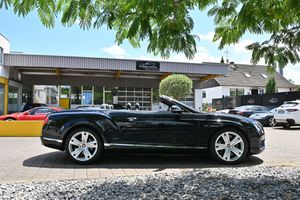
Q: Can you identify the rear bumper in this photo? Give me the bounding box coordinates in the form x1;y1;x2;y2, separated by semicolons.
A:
41;136;64;151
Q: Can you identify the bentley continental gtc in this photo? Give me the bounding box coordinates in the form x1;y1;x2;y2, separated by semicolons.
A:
41;96;265;165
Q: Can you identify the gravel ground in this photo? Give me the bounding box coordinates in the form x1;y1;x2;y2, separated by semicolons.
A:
1;166;300;200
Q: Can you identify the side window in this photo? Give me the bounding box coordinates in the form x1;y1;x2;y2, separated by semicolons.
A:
33;108;50;115
28;108;37;115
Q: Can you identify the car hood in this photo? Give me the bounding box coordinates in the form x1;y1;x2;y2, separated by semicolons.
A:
204;112;257;124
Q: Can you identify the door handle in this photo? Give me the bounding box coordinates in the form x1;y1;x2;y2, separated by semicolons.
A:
127;117;137;122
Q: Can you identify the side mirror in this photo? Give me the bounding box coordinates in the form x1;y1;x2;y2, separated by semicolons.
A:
23;112;29;115
170;105;182;113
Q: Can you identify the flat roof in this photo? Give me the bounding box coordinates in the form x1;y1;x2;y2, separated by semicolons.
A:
4;53;229;76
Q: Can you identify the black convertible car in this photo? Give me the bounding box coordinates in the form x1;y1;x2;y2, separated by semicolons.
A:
41;96;265;165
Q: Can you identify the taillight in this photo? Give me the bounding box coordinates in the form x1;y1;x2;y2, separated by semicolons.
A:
287;109;298;112
43;116;49;125
237;111;244;115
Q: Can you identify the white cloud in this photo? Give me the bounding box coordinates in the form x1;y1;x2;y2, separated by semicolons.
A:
167;46;220;63
101;45;127;58
198;32;215;41
283;65;300;85
232;39;255;55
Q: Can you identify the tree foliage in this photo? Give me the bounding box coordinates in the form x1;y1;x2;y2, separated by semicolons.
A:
159;74;193;100
266;76;277;94
1;0;300;68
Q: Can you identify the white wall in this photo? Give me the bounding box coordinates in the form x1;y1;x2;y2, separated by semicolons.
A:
0;34;10;53
0;33;10;79
194;89;202;111
201;86;223;104
277;88;293;93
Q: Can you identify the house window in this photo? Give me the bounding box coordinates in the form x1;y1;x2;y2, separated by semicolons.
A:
0;47;3;64
244;72;251;78
259;89;264;94
230;88;244;96
202;90;206;98
261;73;268;79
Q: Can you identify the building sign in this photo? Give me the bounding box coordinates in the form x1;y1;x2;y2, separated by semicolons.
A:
136;61;160;71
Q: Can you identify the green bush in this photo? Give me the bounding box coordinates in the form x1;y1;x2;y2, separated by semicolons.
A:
159;74;193;100
266;75;277;94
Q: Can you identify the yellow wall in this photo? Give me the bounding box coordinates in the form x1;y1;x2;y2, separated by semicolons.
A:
0;121;43;137
0;77;8;115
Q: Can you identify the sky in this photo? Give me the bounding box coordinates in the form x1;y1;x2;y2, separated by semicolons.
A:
0;7;299;84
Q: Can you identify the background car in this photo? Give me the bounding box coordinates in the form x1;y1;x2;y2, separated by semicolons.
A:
22;103;48;112
0;107;62;121
274;100;300;128
228;105;270;117
250;109;277;127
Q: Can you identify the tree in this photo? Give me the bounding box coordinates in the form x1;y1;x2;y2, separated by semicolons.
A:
159;74;192;100
220;56;224;63
1;0;300;68
266;76;277;94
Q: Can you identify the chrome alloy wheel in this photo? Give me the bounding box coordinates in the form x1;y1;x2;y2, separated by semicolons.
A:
268;117;276;127
68;131;98;162
214;132;245;162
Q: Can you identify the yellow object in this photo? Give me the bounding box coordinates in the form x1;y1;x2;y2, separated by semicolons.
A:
59;98;70;109
200;74;222;82
0;77;8;115
0;121;43;137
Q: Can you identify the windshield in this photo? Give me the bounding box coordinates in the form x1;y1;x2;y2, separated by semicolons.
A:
280;102;299;108
160;95;199;113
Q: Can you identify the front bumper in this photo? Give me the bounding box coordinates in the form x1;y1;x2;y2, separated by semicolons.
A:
249;134;265;154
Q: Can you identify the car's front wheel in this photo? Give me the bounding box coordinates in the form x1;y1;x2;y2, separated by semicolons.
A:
65;128;103;164
209;128;249;164
268;117;277;127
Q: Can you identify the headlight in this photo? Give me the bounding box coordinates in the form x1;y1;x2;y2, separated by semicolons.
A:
253;121;264;133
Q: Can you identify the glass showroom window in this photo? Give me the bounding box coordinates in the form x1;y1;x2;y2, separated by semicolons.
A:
94;86;103;105
8;86;19;113
0;84;4;115
104;86;113;105
71;86;81;105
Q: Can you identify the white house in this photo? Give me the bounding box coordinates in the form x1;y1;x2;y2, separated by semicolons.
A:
199;63;297;109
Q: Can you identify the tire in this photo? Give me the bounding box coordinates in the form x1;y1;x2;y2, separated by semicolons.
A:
65;127;103;164
209;128;249;164
5;118;16;121
268;117;276;127
282;123;291;129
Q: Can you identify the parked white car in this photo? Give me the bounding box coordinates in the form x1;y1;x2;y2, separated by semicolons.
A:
274;100;300;128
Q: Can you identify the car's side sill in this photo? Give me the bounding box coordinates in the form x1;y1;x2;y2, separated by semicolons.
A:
42;137;63;143
104;143;207;150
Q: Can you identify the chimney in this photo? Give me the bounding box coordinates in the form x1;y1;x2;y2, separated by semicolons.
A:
279;67;283;76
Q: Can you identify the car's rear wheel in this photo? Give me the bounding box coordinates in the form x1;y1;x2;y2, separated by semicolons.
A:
282;123;291;129
209;128;249;164
65;128;103;164
268;117;276;127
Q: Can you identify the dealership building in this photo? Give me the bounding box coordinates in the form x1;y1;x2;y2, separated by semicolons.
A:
0;33;228;114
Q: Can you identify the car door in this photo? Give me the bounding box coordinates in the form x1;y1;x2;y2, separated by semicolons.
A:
19;108;50;120
111;111;200;147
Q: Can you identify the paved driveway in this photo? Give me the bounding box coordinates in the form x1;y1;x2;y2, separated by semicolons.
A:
0;127;299;183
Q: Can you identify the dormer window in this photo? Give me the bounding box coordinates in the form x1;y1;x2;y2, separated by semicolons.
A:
261;73;268;79
244;72;251;78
